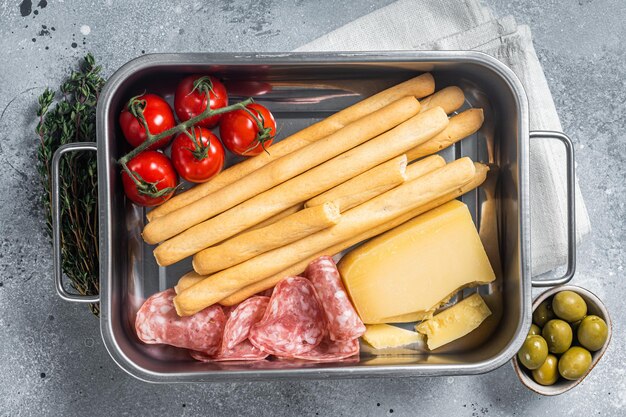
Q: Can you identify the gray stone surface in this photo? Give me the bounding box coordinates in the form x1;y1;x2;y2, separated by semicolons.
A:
0;0;624;416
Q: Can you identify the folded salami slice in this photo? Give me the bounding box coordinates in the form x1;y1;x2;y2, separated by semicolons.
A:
135;288;226;355
292;336;360;362
222;296;270;350
249;276;326;357
305;256;365;341
190;340;268;362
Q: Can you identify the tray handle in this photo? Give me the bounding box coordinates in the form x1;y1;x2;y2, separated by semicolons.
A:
529;131;576;287
52;142;100;303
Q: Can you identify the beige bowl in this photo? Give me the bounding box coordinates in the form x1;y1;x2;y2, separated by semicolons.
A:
512;285;612;396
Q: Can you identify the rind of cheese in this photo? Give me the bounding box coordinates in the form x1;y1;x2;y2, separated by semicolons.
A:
338;200;495;324
362;324;424;349
415;293;492;350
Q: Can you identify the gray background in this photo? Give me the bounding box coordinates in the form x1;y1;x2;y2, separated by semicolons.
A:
0;0;624;416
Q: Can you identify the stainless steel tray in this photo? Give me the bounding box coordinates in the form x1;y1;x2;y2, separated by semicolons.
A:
51;51;576;382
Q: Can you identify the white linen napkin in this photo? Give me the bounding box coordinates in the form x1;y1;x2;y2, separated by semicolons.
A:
295;0;591;276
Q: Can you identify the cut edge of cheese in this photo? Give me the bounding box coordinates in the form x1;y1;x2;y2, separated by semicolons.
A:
362;324;424;349
376;310;433;324
375;284;475;324
415;293;492;350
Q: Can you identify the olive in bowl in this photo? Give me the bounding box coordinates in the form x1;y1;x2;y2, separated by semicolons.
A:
542;319;572;354
517;335;548;370
512;285;611;396
552;290;587;323
577;315;609;351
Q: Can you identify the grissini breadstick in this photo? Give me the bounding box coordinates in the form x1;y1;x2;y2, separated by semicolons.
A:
305;155;408;212
419;86;465;114
218;162;489;305
174;156;457;296
146;73;435;221
158;107;448;268
193;202;341;275
206;204;304;247
143;97;421;245
175;270;204;294
173;157;476;316
407;108;484;161
406;155;446;180
244;203;303;232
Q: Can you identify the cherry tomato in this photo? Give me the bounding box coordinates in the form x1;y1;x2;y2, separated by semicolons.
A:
121;151;178;207
119;93;176;150
171;128;225;183
219;103;276;156
174;75;228;128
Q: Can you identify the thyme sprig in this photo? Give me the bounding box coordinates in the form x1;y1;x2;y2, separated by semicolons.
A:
36;53;104;316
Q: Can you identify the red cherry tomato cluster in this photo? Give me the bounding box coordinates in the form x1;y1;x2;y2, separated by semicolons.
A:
118;75;276;207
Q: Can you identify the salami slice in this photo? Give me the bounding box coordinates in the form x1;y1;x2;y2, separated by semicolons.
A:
190;340;268;362
249;276;326;357
304;256;366;341
292;336;360;362
222;296;269;350
135;288;226;355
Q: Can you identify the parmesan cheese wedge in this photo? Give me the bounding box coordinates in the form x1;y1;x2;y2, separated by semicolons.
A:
338;200;495;324
362;324;424;349
416;293;492;350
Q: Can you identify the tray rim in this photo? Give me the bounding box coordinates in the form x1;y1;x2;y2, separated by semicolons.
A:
96;50;532;383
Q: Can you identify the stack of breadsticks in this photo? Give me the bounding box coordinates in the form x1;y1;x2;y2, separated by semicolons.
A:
140;73;487;316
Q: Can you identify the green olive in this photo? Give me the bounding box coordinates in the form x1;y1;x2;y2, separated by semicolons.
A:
528;324;542;336
532;354;559;386
577;315;608;351
533;299;555;327
518;335;549;370
542;319;573;354
558;346;592;380
553;291;587;323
